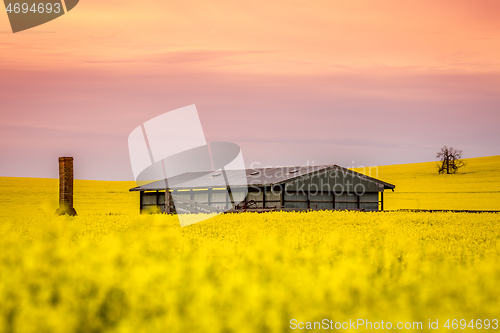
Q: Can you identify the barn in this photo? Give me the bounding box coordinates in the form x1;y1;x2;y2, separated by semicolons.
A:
129;165;395;214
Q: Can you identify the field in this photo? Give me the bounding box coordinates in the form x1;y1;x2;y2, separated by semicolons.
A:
0;156;499;332
355;155;500;211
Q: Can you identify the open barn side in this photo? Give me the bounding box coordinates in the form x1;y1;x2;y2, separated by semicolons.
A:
132;165;395;214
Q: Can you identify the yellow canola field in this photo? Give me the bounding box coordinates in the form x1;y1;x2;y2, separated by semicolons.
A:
355;155;500;211
0;175;500;332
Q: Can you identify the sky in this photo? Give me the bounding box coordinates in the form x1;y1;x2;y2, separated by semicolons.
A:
1;0;499;180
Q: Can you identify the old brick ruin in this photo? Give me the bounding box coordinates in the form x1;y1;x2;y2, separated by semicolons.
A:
55;157;77;216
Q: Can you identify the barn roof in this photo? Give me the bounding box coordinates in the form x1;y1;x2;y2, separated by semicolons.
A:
129;165;395;191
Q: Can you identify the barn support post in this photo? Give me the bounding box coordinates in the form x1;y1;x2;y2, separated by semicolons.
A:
380;191;384;211
281;185;286;209
263;187;266;208
165;188;171;214
139;191;144;214
332;191;336;210
226;186;235;209
356;194;361;209
221;169;236;209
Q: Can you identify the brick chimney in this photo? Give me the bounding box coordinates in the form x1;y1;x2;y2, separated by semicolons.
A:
55;157;77;216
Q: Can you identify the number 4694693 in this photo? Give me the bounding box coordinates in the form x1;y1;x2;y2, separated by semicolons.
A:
5;3;61;14
444;319;498;329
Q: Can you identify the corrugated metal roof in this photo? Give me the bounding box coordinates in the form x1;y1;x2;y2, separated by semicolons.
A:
129;165;395;191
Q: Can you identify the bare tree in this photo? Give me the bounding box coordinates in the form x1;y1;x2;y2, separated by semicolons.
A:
436;146;465;174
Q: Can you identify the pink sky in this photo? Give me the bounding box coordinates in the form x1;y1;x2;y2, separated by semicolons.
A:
1;0;500;180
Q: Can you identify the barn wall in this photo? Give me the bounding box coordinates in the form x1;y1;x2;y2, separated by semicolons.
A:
239;189;381;211
360;192;379;211
210;191;228;210
310;192;333;210
283;190;308;209
139;168;387;212
141;189;382;212
265;190;281;208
